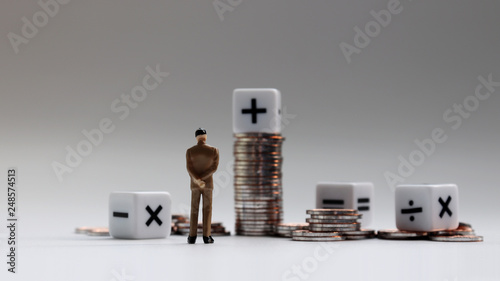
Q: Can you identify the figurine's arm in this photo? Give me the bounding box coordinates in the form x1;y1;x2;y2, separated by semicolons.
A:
200;148;219;180
186;150;200;180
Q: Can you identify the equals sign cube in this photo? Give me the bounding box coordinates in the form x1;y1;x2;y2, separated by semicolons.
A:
316;182;374;226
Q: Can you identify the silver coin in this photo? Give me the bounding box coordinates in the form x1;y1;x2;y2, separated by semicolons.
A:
236;231;275;236
292;230;340;237
234;204;282;209
234;208;282;213
429;230;475;236
377;229;428;239
234;132;284;138
292;236;345;242
343;234;376;240
340;229;376;236
235;195;281;201
429;235;483;242
307;209;358;215
234;180;282;185
233;172;282;176
306;218;358;224
310;214;362;220
309;225;360;232
235;197;282;202
236;220;279;225
236;213;283;218
308;222;360;228
236;226;276;232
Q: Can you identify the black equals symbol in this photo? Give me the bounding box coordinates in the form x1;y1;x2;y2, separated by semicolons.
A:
323;199;344;209
401;200;423;221
357;198;370;211
113;212;129;218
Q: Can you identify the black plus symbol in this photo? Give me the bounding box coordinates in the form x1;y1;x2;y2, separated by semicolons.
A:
242;98;267;124
145;205;163;226
438;196;452;218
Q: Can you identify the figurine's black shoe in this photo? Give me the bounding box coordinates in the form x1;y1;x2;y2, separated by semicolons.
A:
203;236;214;244
187;236;197;244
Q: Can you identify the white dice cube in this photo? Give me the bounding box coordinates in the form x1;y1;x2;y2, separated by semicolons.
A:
395;183;458;232
109;191;172;239
316;182;374;226
233;88;282;134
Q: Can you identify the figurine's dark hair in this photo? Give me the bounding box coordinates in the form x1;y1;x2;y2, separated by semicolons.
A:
195;128;207;137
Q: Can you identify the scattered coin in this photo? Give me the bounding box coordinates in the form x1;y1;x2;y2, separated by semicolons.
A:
429;235;483;242
87;228;110;236
292;236;345;242
377;229;428;240
377;222;483;242
75;226;94;234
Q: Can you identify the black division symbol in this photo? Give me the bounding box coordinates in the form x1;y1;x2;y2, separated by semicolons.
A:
145;205;163;226
438;196;452;218
401;200;423;222
357;198;370;212
242;98;267;124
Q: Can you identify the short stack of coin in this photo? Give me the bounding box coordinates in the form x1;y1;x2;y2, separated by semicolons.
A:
275;223;309;238
233;133;285;236
378;222;483;242
292;209;376;241
173;221;230;236
170;214;230;236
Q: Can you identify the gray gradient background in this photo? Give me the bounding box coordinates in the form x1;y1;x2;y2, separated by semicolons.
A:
0;0;499;280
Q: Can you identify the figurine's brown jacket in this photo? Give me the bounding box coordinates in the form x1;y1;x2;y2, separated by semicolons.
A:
186;140;219;189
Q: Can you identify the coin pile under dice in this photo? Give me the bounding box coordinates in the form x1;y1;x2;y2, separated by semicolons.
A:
290;209;376;241
378;222;483;242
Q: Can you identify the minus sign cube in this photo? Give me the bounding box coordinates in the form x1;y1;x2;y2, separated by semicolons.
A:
109;191;172;239
316;182;374;226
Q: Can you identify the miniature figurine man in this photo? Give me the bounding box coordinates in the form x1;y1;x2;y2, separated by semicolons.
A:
186;128;219;244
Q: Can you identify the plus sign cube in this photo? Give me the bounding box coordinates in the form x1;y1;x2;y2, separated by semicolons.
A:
395;184;459;232
316;182;374;226
233;88;282;133
109;191;172;239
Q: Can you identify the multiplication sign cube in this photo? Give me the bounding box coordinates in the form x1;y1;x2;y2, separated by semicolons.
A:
316;182;374;226
395;183;458;232
233;88;282;134
109;191;172;239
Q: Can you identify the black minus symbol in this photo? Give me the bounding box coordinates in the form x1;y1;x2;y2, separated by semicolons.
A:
323;199;344;205
358;198;370;203
113;212;129;218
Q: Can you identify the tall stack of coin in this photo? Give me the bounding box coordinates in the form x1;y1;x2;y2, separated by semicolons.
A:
234;133;285;236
